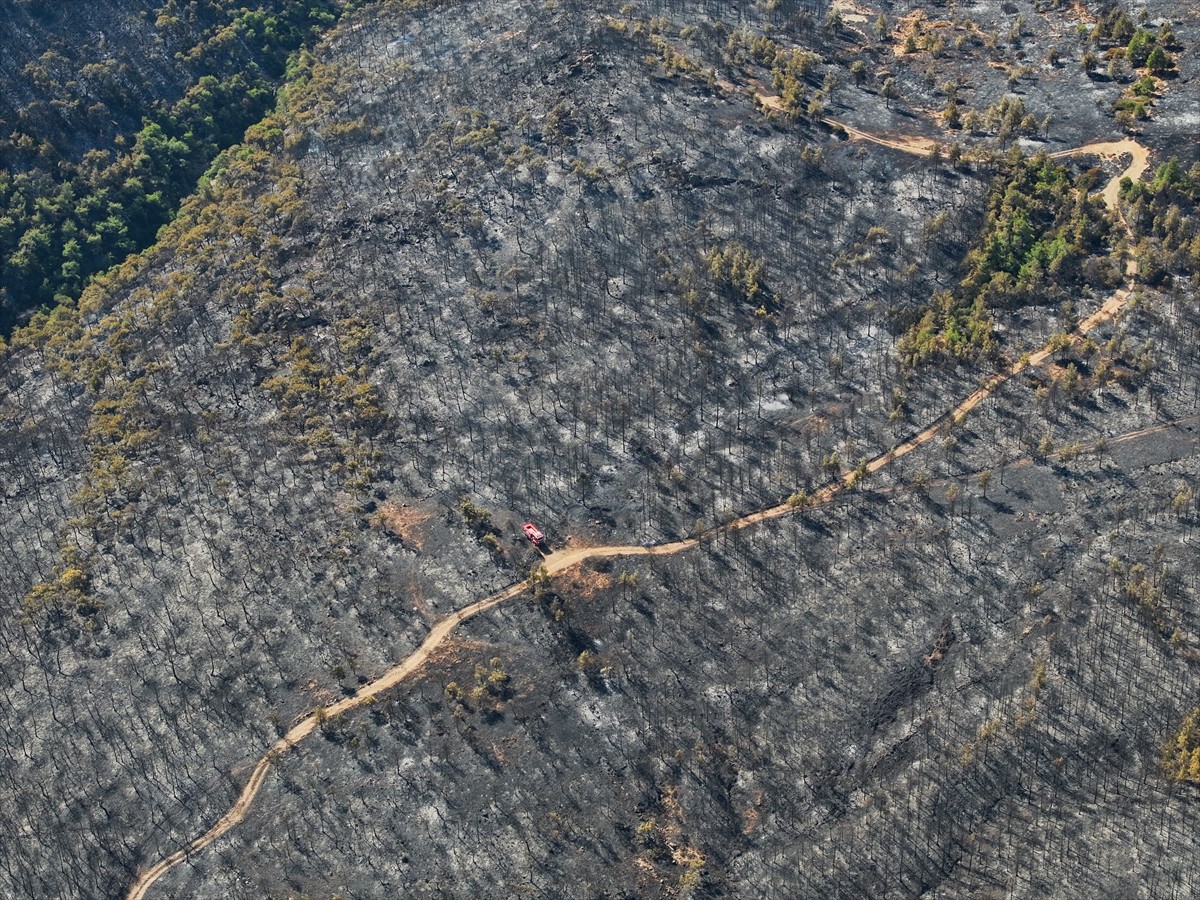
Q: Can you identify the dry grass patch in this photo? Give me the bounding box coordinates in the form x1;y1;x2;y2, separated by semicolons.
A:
376;501;433;548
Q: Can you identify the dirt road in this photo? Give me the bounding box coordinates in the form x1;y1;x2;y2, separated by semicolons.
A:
747;88;941;158
1050;139;1151;217
823;117;943;156
125;133;1151;900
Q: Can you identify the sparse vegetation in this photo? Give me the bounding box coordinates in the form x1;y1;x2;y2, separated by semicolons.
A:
1121;158;1200;280
704;241;767;306
900;152;1113;368
1166;709;1200;783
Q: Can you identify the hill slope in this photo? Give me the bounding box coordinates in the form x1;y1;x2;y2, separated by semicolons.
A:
0;0;1199;897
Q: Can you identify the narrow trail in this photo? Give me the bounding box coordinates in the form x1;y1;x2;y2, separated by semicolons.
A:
126;129;1152;900
823;116;942;157
745;83;943;157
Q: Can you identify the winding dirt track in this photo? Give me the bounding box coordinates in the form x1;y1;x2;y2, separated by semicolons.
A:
126;134;1150;900
1050;139;1151;218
